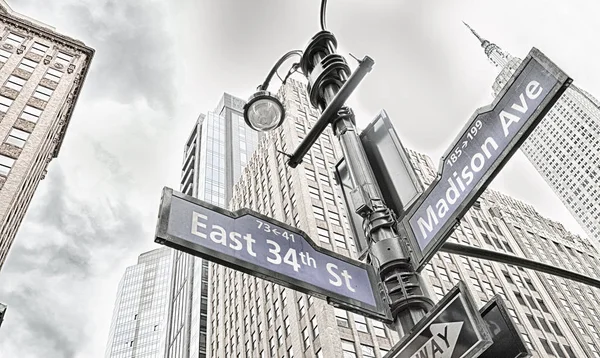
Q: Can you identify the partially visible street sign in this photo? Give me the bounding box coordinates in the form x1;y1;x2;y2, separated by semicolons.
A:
336;110;423;258
335;158;370;257
155;187;392;322
403;48;571;270
479;296;531;358
385;281;492;358
361;109;423;217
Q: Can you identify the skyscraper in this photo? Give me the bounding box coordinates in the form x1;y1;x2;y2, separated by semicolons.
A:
0;0;94;270
105;247;172;358
465;23;600;243
164;93;259;358
210;78;600;358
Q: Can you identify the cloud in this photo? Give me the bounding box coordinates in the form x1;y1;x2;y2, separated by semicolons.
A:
59;0;177;112
0;164;148;357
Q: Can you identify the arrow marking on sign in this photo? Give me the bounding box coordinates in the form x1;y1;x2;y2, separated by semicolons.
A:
410;322;463;358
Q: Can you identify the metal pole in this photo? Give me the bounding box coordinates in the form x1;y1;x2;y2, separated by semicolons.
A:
441;242;600;289
297;31;433;335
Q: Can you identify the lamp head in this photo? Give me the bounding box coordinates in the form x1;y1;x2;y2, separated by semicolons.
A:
243;90;285;132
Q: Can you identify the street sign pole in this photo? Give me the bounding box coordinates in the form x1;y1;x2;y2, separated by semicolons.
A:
287;31;434;335
155;187;392;322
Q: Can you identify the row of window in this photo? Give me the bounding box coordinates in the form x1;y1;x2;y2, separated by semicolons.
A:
2;32;74;66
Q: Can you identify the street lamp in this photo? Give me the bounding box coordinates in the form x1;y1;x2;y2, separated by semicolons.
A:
243;50;302;132
243;0;433;337
243;90;284;132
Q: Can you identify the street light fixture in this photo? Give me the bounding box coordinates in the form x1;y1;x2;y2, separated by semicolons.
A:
243;50;303;132
243;90;284;132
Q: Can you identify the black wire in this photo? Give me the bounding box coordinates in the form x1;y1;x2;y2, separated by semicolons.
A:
320;0;328;31
260;50;303;90
282;63;300;85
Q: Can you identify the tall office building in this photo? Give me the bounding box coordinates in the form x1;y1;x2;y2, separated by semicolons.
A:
105;247;172;358
465;23;600;243
164;93;259;358
0;0;94;269
210;79;600;358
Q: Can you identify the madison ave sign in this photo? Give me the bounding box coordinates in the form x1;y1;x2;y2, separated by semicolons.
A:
155;187;392;322
403;48;572;270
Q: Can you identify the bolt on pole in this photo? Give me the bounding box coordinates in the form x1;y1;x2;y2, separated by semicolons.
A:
293;31;434;335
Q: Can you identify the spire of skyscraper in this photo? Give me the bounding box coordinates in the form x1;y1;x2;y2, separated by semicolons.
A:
463;22;513;69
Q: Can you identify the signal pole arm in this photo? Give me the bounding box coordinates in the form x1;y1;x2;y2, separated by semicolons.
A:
441;242;600;289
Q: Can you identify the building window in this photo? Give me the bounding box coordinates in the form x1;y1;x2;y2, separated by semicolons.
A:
563;345;576;358
284;316;291;336
33;85;53;101
333;233;347;249
550;321;563;337
269;338;275;356
56;51;74;67
526;315;539;330
276;326;283;346
341;340;357;358
5;128;30;148
44;68;63;82
0;95;14;112
372;319;387;337
361;345;375;358
310;316;319;337
335;308;349;328
432;285;444;299
297;297;306;317
353;314;368;333
317;227;330;244
18;58;38;72
302;327;310;350
30;42;49;56
20;105;43;123
539;338;554;356
313;206;325;221
5;75;26;91
0;48;11;63
5;33;25;47
0;154;15;176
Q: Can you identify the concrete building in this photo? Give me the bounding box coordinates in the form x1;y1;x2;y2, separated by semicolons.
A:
0;0;94;270
210;78;600;358
105;247;172;358
164;93;259;358
465;23;600;244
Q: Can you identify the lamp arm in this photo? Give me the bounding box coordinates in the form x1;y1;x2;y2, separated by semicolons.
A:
259;50;303;91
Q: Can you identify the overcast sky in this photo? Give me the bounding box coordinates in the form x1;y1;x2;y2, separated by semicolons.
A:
0;0;597;356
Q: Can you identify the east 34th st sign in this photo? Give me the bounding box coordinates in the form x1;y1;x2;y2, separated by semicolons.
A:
155;187;391;322
403;48;572;270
